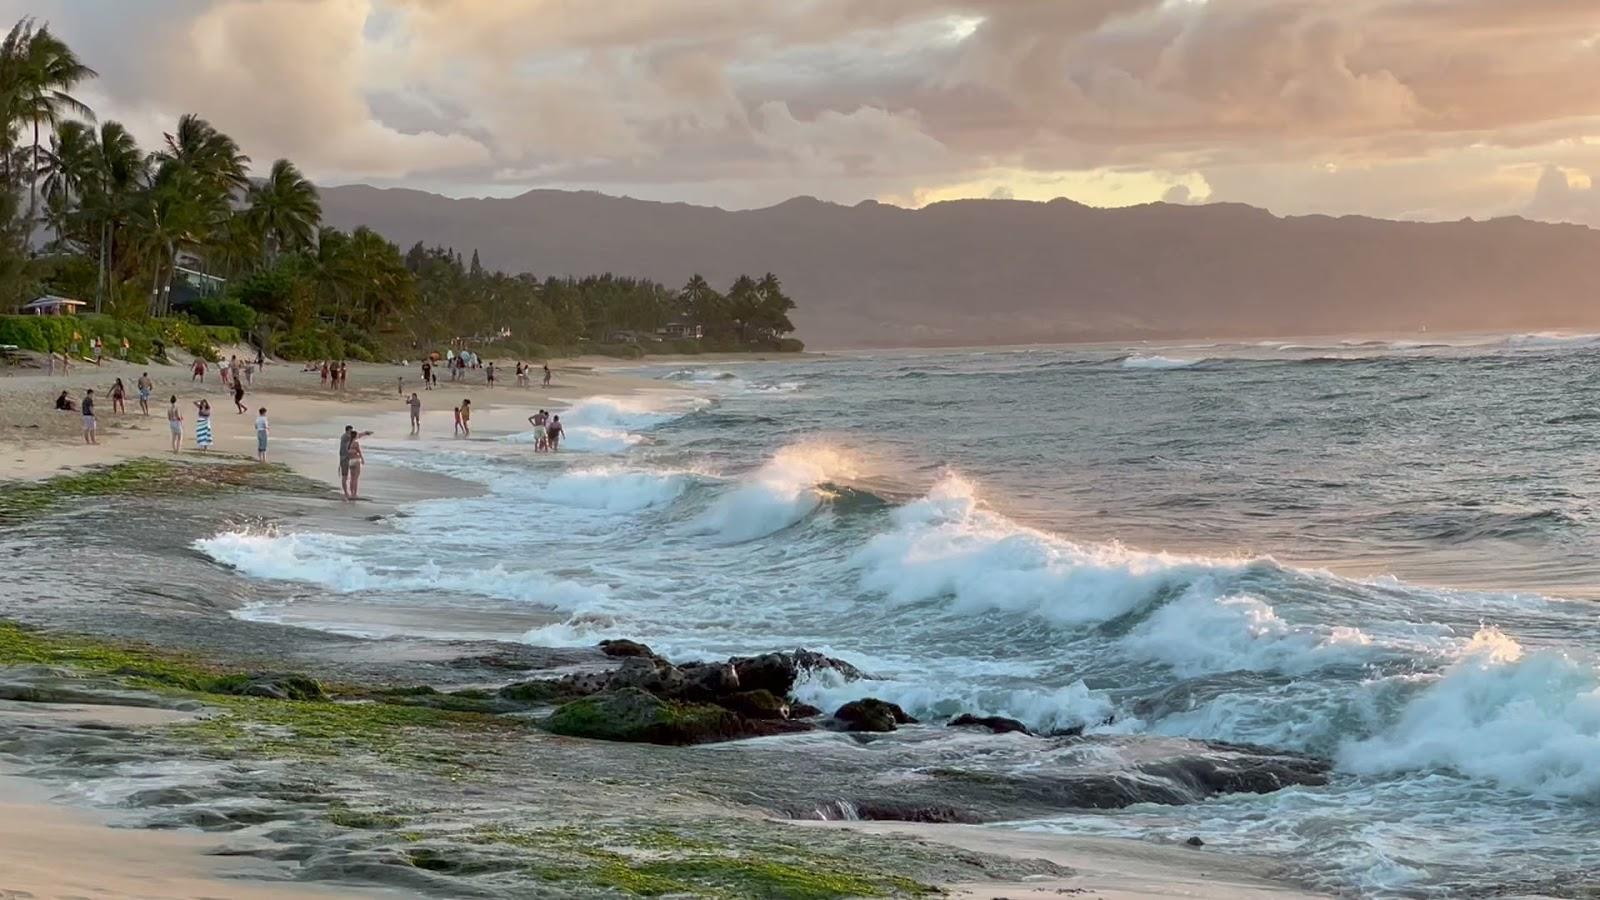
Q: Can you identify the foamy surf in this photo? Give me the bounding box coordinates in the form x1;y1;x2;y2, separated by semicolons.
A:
692;444;860;543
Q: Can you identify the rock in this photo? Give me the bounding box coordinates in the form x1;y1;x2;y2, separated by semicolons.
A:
605;656;687;697
729;649;865;697
544;688;742;745
721;689;789;720
948;714;1032;735
214;674;327;702
677;661;740;701
831;698;916;733
1185;836;1205;847
597;639;657;659
789;702;824;719
498;680;572;704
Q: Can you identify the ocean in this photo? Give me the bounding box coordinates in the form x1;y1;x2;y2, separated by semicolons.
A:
195;335;1600;896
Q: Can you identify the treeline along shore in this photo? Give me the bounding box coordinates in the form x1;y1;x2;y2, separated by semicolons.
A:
0;16;802;365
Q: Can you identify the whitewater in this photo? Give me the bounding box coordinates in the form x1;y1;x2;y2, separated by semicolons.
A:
195;338;1600;896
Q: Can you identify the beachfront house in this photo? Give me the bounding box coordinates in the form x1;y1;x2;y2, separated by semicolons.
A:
19;295;87;316
657;321;703;340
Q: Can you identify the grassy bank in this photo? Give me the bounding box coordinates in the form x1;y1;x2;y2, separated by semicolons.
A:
0;458;329;523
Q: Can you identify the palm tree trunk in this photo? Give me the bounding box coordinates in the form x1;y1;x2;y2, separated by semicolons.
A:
26;118;39;242
162;241;179;316
95;219;107;313
149;255;163;318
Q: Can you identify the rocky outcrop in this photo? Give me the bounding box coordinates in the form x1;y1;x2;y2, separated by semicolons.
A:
831;698;916;733
948;714;1031;735
544;688;744;745
214;674;327;702
597;639;657;659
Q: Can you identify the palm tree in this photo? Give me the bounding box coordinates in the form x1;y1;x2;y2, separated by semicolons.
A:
131;163;213;316
37;118;95;246
157;113;249;195
246;159;319;260
0;19;96;231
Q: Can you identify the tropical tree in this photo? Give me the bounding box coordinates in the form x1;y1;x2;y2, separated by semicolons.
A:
37;118;95;245
157;113;249;197
0;19;95;230
83;121;145;311
753;272;796;338
131;163;213;316
246;158;319;260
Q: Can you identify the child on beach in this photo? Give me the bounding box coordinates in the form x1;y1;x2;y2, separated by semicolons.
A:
486;362;495;388
255;407;269;462
453;404;463;436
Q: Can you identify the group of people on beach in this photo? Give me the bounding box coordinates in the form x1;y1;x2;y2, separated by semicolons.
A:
315;360;349;390
527;409;564;451
421;355;551;390
54;370;267;459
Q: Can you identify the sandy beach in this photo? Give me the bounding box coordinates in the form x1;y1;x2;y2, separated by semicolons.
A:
0;345;1329;899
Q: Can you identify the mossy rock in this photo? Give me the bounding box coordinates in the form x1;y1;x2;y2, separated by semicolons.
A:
545;688;741;745
212;673;327;702
720;689;789;720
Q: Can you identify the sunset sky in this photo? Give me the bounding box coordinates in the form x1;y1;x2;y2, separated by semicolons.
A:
11;0;1600;226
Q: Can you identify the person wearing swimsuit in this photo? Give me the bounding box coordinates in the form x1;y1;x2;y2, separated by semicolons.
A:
345;433;366;499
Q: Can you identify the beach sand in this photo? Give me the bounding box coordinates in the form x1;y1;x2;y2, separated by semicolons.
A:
0;346;1325;899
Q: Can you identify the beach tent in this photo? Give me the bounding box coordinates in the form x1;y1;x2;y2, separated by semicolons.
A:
19;295;87;316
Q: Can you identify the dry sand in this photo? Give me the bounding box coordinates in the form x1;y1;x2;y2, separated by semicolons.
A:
0;345;1324;899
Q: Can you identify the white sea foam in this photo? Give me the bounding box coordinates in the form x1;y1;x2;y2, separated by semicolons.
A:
196;529;610;611
1339;628;1600;797
540;467;691;512
855;475;1254;625
561;394;703;430
1122;355;1201;370
795;674;1116;734
1122;588;1375;677
692;445;858;543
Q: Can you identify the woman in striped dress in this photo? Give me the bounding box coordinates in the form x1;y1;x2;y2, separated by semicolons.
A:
194;399;213;451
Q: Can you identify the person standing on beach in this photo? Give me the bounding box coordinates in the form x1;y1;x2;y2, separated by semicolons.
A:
81;389;97;445
110;378;126;414
339;425;354;497
407;392;422;435
546;415;563;451
192;358;206;382
194;399;213;451
136;373;152;416
255;407;269;462
486;361;496;388
167;396;183;452
460;399;472;436
542;363;552;387
92;337;103;366
320;360;329;388
233;377;247;414
346;431;366;500
422;360;432;389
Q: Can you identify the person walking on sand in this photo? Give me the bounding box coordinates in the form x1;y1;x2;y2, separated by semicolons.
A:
81;389;98;445
542;363;552;387
137;372;153;416
167;396;183;452
459;399;472;436
233;377;247;414
194;399;213;451
421;359;432;390
407;392;422;435
110;378;126;415
255;407;269;462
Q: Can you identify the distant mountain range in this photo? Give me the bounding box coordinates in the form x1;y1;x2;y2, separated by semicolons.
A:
318;185;1600;348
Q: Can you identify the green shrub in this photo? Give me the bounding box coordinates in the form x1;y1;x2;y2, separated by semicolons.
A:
186;299;257;333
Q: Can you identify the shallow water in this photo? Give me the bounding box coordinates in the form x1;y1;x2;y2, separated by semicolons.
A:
194;334;1600;896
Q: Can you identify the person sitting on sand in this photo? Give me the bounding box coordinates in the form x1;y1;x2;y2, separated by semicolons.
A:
459;399;472;436
136;373;153;416
81;389;97;445
54;390;74;412
546;414;563;451
408;392;422;435
110;378;126;415
167;396;183;452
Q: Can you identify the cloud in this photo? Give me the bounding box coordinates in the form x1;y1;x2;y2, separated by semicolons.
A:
8;0;1600;223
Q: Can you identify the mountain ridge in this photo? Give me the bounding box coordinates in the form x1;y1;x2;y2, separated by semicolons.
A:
317;185;1600;347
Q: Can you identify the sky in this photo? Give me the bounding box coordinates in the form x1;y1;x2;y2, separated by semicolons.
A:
9;0;1600;227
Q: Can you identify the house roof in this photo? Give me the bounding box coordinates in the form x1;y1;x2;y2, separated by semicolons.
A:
21;295;87;310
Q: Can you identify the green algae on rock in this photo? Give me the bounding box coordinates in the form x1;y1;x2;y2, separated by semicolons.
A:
0;458;331;523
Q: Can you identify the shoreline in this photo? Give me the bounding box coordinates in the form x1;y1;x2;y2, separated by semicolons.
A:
0;350;1331;899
